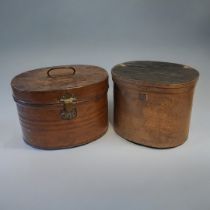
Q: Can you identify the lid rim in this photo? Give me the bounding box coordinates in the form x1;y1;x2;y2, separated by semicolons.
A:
112;73;199;89
13;90;108;106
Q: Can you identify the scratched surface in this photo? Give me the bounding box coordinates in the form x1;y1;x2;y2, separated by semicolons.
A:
112;61;199;85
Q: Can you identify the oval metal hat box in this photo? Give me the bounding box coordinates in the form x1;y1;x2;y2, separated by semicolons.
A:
11;65;109;149
112;61;199;148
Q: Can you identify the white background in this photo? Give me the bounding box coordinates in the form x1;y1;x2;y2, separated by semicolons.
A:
0;0;210;209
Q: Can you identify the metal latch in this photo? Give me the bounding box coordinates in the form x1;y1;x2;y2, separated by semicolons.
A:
60;94;77;120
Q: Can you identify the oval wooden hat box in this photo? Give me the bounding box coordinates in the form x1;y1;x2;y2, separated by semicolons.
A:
112;61;199;148
11;65;109;149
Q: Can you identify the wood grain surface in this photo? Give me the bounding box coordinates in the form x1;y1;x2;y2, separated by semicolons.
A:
112;61;199;148
11;65;109;149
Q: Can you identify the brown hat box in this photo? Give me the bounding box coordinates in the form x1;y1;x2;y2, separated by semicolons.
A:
11;65;109;149
112;61;199;148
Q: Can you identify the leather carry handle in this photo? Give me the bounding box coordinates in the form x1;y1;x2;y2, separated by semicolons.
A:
47;66;76;78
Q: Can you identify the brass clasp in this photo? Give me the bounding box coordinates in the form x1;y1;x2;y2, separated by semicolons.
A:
60;94;77;120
